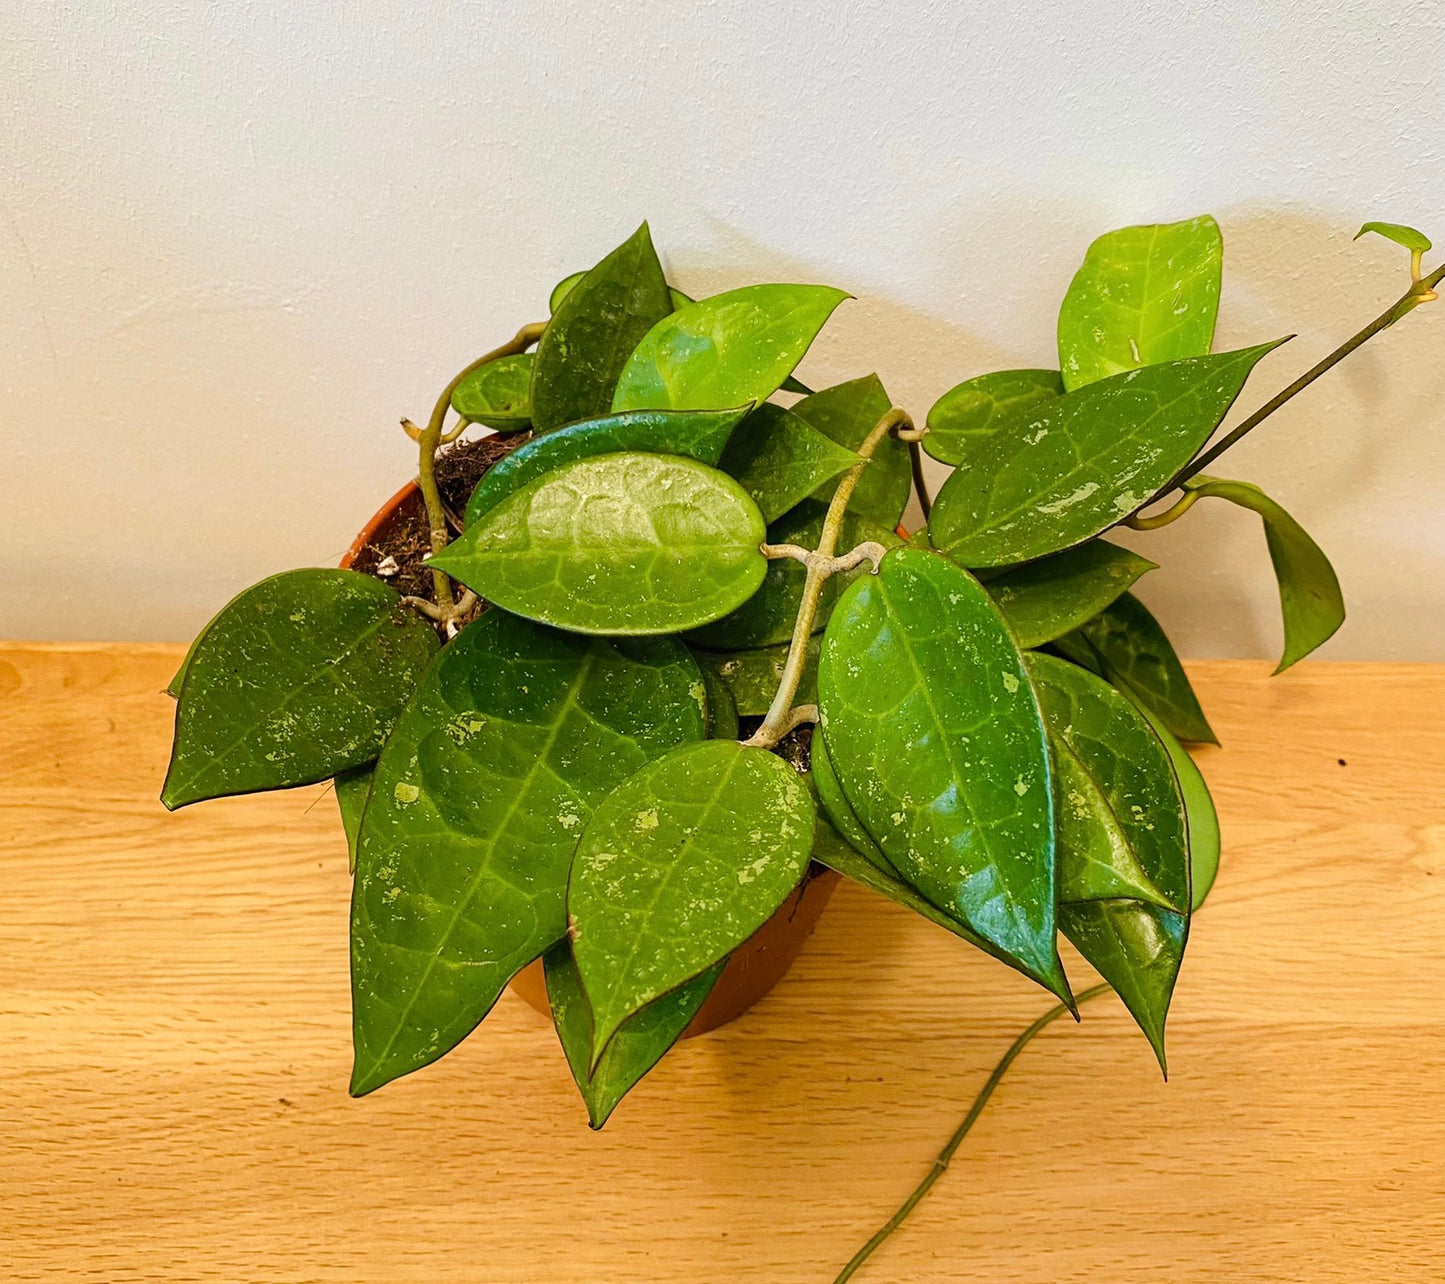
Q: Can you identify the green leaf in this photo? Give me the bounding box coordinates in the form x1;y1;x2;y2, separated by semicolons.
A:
690;637;819;717
685;501;899;649
924;369;1063;466
1138;706;1220;912
569;739;815;1062
1355;221;1432;254
1060;899;1186;1075
983;540;1156;648
809;728;891;873
450;353;533;430
1027;653;1188;914
812;818;1074;1005
552;271;690;315
699;663;740;740
1181;475;1345;672
432;453;768;636
335;763;373;875
817;547;1064;989
544;942;723;1129
165;622;210;698
718;403;861;522
348;610;705;1096
611;284;848;413
1058;215;1224;390
794;375;911;528
531;223;673;432
161;570;439;810
929;341;1287;567
1074;592;1217;744
463;406;751;525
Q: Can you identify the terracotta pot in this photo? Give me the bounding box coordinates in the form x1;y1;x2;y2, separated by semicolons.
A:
340;478;840;1038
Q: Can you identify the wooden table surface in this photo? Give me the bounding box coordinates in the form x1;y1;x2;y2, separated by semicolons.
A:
2;644;1442;1282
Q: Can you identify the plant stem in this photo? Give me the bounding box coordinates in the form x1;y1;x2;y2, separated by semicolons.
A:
1154;261;1443;499
744;408;912;749
831;983;1111;1284
908;437;933;522
416;322;545;608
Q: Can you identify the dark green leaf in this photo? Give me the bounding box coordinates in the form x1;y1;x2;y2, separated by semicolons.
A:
335;763;372;875
1076;592;1217;744
432;453;767;636
165;623;209;698
570;739;814;1061
531;223;672;432
612;284;848;413
686;501;899;649
984;540;1156;648
929;342;1287;567
1058;215;1223;390
1027;653;1188;914
794;375;911;528
161;570;439;810
699;663;740;739
550;270;689;316
812;818;1074;1004
348;610;705;1096
463;406;751;525
817;547;1064;989
809;728;891;873
924;369;1063;466
718;403;861;522
544;942;723;1129
1060;899;1186;1075
1138;705;1220;912
450;353;533;430
1181;475;1345;672
690;637;819;717
1355;221;1432;254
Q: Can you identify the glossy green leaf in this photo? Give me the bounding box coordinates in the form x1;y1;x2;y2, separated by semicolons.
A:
161;570;439;810
570;739;815;1061
810;728;890;873
544;942;723;1129
552;270;690;315
1027;653;1188;914
686;501;899;649
984;540;1156;648
1075;592;1217;745
924;369;1063;466
463;406;751;525
690;637;819;717
1138;706;1220;912
348;610;705;1095
531;224;673;432
335;763;373;875
1355;221;1432;253
929;341;1286;567
432;453;768;636
1058;215;1223;390
1060;899;1186;1074
1181;475;1345;672
450;353;533;430
794;375;911;528
165;621;211;698
611;283;848;414
812;818;1074;1005
718;403;861;522
817;547;1064;989
699;663;740;740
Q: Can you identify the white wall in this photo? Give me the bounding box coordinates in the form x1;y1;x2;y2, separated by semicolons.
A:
3;0;1442;657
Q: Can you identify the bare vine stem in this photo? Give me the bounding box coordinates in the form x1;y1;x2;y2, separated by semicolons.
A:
832;983;1111;1283
907;437;933;521
743;407;914;749
1136;259;1443;512
412;322;545;611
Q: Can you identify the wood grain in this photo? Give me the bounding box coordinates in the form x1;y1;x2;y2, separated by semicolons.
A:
1;644;1441;1282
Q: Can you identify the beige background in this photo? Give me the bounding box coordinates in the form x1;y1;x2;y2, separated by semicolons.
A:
3;1;1442;654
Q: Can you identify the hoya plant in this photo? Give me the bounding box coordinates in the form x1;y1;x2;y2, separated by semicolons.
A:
163;217;1437;1145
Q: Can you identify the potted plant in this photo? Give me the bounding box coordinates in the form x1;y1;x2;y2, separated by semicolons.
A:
161;214;1436;1174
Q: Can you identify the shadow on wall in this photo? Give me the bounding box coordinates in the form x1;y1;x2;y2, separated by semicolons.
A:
671;205;1443;662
